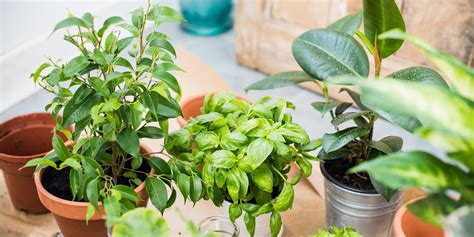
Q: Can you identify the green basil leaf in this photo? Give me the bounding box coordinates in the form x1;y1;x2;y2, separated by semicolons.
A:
250;163;273;193
246;138;273;170
227;170;240;203
296;158;312;177
243;212;256;236
145;177;168;214
215;168;228;188
278;124;310;144
221;132;248;151
270;211;282;237
292;29;369;80
209;150;237;168
229;203;242;222
195;131;220;150
273;184;294;212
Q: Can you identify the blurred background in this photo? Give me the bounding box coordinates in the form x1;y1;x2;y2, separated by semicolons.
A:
0;0;471;165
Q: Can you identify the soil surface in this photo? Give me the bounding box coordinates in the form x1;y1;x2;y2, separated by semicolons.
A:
42;158;151;201
324;158;375;191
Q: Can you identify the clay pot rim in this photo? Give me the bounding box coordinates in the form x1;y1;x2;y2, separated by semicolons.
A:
1;112;56;134
0;125;57;161
176;92;251;128
34;143;153;220
393;196;430;237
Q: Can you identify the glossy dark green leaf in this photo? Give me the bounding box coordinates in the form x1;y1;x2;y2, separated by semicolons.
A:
270;211;282;237
116;37;134;53
138;126;165;139
245;71;314;92
117;128;140;158
334;102;352;116
149;39;176;57
114;57;134;70
363;0;406;58
190;175;203;203
331;111;370;127
246;138;273;170
327;11;363;35
86;179;99;208
274;184;294;212
250;163;273;193
118;23;139;37
152;71;181;95
98;16;124;37
52;133;70;161
148;157;171;175
88;77;110;97
145;177;168;213
52;16;88;34
311;101;342;117
177;174;191;200
62;86;101;126
322;127;369;153
352;151;472;190
292;29;369;80
113;185;139;202
81;156;104;178
59;157;81;170
69;169;81;200
131;8;144;29
63;56;90;78
148;5;184;23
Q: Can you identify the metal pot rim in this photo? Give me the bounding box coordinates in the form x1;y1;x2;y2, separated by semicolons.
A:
320;162;379;195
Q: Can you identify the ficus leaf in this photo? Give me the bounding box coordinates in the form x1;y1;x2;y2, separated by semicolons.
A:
245;71;314;92
145;177;168;214
327;11;363;35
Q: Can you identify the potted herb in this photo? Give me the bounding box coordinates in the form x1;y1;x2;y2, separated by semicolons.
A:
0;113;71;213
344;31;474;237
24;2;184;236
165;93;318;237
245;1;448;236
310;226;361;237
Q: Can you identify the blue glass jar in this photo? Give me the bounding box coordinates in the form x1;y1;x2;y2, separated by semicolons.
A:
179;0;233;36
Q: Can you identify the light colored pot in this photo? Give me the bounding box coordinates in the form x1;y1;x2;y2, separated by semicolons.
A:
34;144;152;237
221;201;283;237
177;93;250;128
393;197;444;237
321;163;403;237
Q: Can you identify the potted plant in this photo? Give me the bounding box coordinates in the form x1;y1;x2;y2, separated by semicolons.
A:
344;31;474;237
23;2;184;236
310;226;362;237
0;113;70;213
165;93;319;237
245;1;448;236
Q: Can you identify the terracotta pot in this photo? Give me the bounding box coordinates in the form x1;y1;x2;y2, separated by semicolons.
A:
34;144;153;237
177;93;250;128
393;197;444;237
0;112;65;213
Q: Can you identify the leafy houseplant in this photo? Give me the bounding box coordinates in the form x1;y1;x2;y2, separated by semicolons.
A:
25;2;184;235
165;93;318;237
345;31;474;237
245;0;449;235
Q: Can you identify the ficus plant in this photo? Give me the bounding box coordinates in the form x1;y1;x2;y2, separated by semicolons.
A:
24;1;184;226
165;93;319;237
343;31;474;236
246;0;447;200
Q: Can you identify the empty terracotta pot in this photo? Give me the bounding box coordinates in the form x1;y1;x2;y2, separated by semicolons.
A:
0;112;65;213
34;144;152;237
177;93;249;128
393;197;444;237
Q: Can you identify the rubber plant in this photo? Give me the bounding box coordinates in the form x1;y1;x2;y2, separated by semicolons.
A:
24;1;184;226
246;0;447;200
165;93;319;237
343;31;474;237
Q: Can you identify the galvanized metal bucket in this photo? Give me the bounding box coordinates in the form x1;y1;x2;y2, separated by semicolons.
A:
320;163;403;237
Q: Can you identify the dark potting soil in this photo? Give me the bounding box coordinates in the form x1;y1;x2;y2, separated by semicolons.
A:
324;158;375;192
42;158;151;201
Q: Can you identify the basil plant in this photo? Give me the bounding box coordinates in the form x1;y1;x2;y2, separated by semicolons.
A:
165;93;319;237
25;2;184;225
246;0;448;200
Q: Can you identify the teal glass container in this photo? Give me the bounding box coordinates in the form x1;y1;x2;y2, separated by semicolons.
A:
179;0;233;36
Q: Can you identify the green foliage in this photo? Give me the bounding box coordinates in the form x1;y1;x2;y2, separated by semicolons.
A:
112;208;168;237
26;1;183;229
348;34;474;231
165;93;318;237
310;226;362;237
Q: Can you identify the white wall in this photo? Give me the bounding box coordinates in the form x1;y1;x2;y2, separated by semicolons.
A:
0;0;175;113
